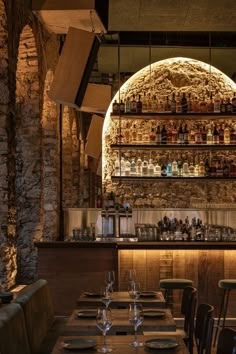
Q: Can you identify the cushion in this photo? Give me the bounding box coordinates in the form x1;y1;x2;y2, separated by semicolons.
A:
218;279;236;289
160;279;193;289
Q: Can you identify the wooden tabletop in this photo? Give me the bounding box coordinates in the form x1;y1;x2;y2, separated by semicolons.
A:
66;308;176;335
52;335;189;354
77;291;166;308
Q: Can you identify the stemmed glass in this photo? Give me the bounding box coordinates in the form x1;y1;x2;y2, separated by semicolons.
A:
96;307;113;353
127;269;136;283
105;271;115;292
128;303;143;347
128;281;141;302
100;285;112;309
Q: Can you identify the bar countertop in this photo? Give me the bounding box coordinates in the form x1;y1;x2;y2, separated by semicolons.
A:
35;240;236;250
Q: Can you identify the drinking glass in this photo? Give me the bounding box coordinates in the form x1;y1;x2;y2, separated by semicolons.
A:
96;308;113;353
105;270;115;292
127;269;137;283
128;281;141;302
128;303;143;347
100;285;112;309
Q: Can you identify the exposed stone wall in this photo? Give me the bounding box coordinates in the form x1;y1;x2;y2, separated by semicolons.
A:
41;70;59;241
103;58;236;208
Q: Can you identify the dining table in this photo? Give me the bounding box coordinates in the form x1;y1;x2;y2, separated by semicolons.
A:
76;291;166;309
66;308;176;335
51;335;189;354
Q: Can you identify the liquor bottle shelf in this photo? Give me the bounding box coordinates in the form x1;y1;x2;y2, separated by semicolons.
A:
110;113;236;120
111;176;236;182
110;143;236;150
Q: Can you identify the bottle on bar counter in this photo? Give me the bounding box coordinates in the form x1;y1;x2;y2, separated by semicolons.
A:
171;93;176;113
131;94;137;113
181;92;188;113
137;94;142;113
125;96;131;113
214;90;221;113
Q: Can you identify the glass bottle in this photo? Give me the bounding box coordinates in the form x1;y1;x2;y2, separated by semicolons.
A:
199;157;205;176
152;95;158;112
148;159;155;176
142;157;148;175
137;95;142;113
213;124;219;144
156;125;162;144
114;153;120;176
150;127;156;143
226;97;232;113
224;123;230;144
201;125;207;144
205;158;210;177
172;124;178;144
112;99;119;114
171;93;176;113
177;156;183;176
182;160;189;177
220;97;226;114
147;93;152;112
187;93;193;113
164;96;171;113
142;93;148;113
131;124;137;143
194;161;199;177
125;159;131;176
136;156;142;175
183;124;189;144
158;98;164;113
161;125;167;144
119;99;125;114
188;162;195;177
218;123;224;144
120;156;126;176
193;96;199;113
178;124;184;144
130;158;136;175
181;92;188;113
125;96;131;113
176;93;182;113
207;128;213;145
232;92;236;113
131;94;137;113
124;122;130;143
207;93;214;113
214;90;221;113
154;161;161;176
172;158;178;176
189;126;195;145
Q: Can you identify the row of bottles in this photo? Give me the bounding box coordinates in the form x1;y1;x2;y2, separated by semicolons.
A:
117;121;235;145
113;153;236;178
112;91;236;115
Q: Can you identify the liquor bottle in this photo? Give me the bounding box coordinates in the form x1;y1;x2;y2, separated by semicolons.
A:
195;125;202;144
172;125;178;144
216;159;223;177
224;123;230;144
137;95;142;113
214;90;221;113
161;162;167;177
188;162;195;177
232;92;236;113
213;124;219;144
199;95;207;113
205;158;210;177
193;96;199;113
166;159;172;176
171;93;176;113
154;161;161;176
182;160;189;176
158;98;164;113
136;156;142;175
223;159;229;177
161;125;167;144
124;122;130;143
201;125;207;144
119;99;125;114
112;99;119;114
218;123;224;144
130;94;137;113
166;125;172;144
199;156;205;176
194;160;199;176
164;96;171;113
125;97;131;113
226;97;232;113
142;92;148;113
125;159;131;176
207;128;213;144
230;123;236;144
148;159;155;176
131;123;137;143
150;127;156;142
207;93;214;113
220;97;226;114
147;93;153;112
187;93;193;113
183;124;189;144
120;156;126;176
114;153;120;176
178;124;184;144
142;158;148;175
176;93;182;113
156;125;162;144
130;158;136;175
172;158;178;176
152;95;158;112
177;155;183;176
181;92;188;113
189;126;195;144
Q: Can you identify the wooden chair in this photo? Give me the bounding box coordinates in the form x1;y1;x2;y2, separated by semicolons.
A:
216;327;236;354
194;303;214;354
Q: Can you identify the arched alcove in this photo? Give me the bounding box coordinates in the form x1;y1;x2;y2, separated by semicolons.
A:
41;69;59;241
102;57;236;209
15;25;40;283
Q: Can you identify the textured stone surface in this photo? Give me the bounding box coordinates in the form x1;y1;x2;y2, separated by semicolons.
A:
103;57;236;208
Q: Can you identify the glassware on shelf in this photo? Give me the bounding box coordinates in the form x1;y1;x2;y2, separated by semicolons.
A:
96;308;113;353
128;303;144;347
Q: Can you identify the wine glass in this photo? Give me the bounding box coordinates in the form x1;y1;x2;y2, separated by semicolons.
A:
105;271;115;292
96;307;113;353
127;269;136;283
128;281;141;302
100;285;112;309
128;303;143;347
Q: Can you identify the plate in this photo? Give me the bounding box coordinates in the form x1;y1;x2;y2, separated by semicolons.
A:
84;292;102;297
140;291;157;298
63;339;97;350
144;338;179;350
77;310;97;318
142;310;166;318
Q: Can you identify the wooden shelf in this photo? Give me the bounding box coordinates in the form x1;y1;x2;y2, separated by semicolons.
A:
110;113;236;120
111;176;236;182
111;143;236;150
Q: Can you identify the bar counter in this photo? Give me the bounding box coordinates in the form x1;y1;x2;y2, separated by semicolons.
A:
36;240;236;318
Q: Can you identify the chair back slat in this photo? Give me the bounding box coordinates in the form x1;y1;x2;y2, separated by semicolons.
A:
194;303;214;354
216;328;236;354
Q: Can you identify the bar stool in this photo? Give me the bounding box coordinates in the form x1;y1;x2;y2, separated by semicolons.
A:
159;278;193;307
213;279;236;346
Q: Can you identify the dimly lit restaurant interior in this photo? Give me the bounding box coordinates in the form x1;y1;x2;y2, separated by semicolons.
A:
1;1;236;353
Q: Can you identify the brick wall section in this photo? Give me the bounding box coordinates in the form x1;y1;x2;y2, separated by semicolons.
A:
103;58;236;208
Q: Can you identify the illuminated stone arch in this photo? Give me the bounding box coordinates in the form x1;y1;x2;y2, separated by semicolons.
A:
102;57;236;208
41;69;59;240
15;25;40;283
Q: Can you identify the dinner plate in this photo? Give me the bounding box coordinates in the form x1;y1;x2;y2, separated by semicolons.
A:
142;309;166;318
63;339;97;350
77;310;97;318
144;338;179;350
140;291;157;298
84;292;102;297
